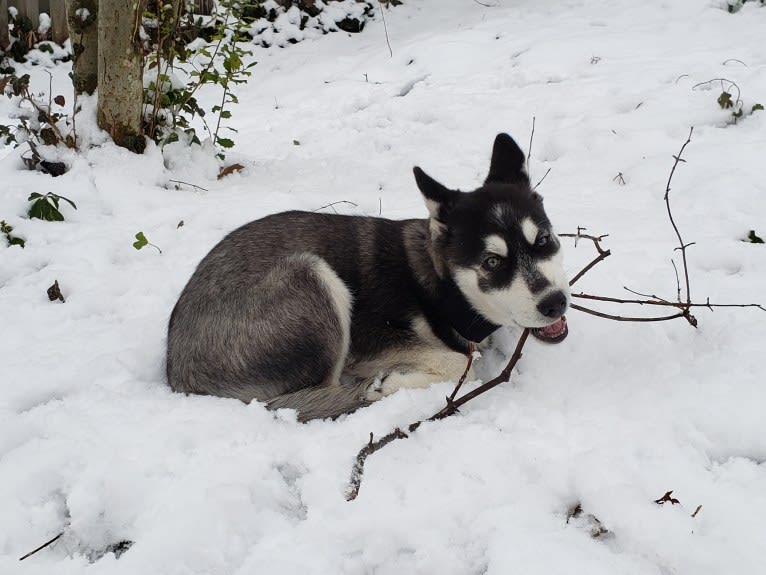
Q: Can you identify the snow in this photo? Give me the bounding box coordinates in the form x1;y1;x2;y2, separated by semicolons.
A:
2;0;766;573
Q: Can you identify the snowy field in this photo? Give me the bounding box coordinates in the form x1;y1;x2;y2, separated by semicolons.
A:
2;0;766;573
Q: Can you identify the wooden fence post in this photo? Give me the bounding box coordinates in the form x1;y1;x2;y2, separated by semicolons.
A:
49;0;67;43
0;0;10;50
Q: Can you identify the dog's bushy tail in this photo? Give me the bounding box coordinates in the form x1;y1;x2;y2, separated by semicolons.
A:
264;381;372;422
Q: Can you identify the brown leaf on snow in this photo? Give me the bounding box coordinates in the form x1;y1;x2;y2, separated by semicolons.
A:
654;490;680;505
217;163;245;180
47;280;65;303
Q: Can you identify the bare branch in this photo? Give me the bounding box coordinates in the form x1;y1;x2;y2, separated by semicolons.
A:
533;167;552;190
573;292;765;312
313;200;359;214
571;303;685;323
347;331;530;500
19;532;64;561
376;1;393;58
527;115;536;167
447;342;476;404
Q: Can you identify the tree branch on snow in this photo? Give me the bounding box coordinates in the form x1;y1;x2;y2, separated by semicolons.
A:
18;532;64;561
345;128;764;501
562;128;764;323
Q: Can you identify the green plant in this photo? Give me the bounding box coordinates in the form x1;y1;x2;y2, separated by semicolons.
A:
142;1;256;158
693;78;762;123
133;231;162;253
1;71;77;155
1;220;25;247
27;192;77;221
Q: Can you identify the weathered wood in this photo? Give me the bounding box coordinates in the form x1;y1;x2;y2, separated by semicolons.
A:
19;0;40;31
49;0;67;43
0;0;10;50
97;0;145;153
66;0;97;94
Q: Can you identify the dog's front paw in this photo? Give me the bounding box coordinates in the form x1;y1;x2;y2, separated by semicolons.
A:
364;376;386;401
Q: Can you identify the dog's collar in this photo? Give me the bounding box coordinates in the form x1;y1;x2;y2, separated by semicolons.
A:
439;279;500;343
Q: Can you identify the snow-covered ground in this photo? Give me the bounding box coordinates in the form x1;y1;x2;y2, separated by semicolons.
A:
2;0;766;573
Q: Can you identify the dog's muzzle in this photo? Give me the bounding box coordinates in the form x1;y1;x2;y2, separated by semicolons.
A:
531;315;568;343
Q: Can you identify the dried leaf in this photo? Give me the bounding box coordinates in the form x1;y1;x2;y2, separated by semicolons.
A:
654;490;680;505
47;280;65;303
217;163;244;179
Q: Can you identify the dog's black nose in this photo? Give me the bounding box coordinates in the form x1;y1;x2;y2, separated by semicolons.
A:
537;291;567;319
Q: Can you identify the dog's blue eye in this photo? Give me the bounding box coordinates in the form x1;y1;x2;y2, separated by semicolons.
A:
483;256;501;270
535;234;550;247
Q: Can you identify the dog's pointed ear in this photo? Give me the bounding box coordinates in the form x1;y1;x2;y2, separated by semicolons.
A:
413;166;458;223
485;133;529;185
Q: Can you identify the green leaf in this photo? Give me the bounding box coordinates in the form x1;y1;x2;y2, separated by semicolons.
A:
28;198;64;221
747;230;764;244
293;139;300;146
133;231;149;250
753;103;764;112
217;137;235;149
219;110;232;119
1;219;25;248
717;91;733;109
28;194;65;221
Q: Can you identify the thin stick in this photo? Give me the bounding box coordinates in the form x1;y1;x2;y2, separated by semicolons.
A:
19;532;64;561
571;303;684;323
377;1;393;58
446;342;476;403
559;231;611;287
428;330;530;422
623;286;671;303
527;115;536;167
313;200;359;213
664;127;694;307
572;293;765;312
169;179;209;192
533;167;551;190
346;331;529;501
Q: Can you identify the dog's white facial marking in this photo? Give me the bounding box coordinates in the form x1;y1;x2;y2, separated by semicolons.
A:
521;217;539;246
454;246;570;329
484;234;508;257
538;248;570;295
455;267;544;327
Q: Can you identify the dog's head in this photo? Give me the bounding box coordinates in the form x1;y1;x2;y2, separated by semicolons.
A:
414;133;569;343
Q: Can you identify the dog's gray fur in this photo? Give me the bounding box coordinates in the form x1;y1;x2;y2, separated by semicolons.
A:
166;133;569;421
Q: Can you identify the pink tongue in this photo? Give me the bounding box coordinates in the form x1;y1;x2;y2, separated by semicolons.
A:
540;317;566;336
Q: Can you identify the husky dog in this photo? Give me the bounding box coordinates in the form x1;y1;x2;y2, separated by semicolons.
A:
166;134;569;421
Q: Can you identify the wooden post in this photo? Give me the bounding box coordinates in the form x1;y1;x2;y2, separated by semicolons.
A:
20;0;40;32
0;0;10;51
49;0;67;43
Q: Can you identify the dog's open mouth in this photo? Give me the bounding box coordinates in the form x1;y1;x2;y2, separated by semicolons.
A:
531;316;568;343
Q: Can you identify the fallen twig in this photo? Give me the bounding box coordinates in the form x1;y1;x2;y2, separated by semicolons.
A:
377;1;393;58
313;200;359;214
346;330;530;501
19;531;64;561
